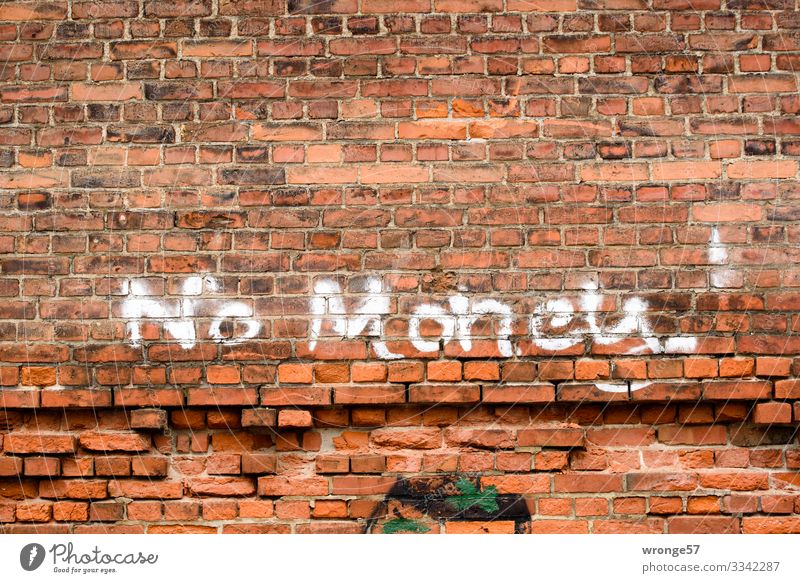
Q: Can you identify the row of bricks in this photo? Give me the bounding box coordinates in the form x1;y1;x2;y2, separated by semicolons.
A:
4;48;800;76
16;400;798;430
1;332;800;353
0;320;788;342
0;276;782;298
2;470;800;499
0;332;799;355
0;203;797;225
4;356;800;386
2;183;797;208
0;270;792;294
0;0;791;18
8;118;800;147
6;416;798;453
0;406;797;458
1;274;799;297
0;0;788;21
3;162;800;192
5;36;800;62
1;516;800;534
4;441;799;477
1;279;800;302
4;95;800;125
2;246;800;270
6;30;800;58
5;493;800;525
2;183;796;211
6;141;800;173
1;205;799;230
7;39;800;71
0;234;794;258
3;87;800;112
0;247;797;271
6;57;800;88
12;13;793;41
1;334;800;355
4;399;797;432
5;75;800;103
0;252;794;277
1;381;800;408
7;15;800;43
3;395;795;421
14;117;798;142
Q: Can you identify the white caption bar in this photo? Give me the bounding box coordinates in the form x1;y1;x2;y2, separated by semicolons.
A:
1;534;798;582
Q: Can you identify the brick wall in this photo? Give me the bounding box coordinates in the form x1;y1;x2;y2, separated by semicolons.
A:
1;0;800;534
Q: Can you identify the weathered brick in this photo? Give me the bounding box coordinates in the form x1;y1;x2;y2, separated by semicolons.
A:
78;432;150;453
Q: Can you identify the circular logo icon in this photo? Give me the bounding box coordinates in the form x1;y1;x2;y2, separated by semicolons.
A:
20;543;46;571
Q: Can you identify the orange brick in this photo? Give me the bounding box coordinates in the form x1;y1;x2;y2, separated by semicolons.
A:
753;402;792;425
427;361;462;382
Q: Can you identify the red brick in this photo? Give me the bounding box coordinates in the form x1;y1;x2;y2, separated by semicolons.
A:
333;385;406;404
78;432;150;452
752;402;793;425
53;501;89;522
107;480;183;500
482;384;555;403
518;427;585;448
554;474;623;493
241;408;277;427
258;476;328;497
129;409;167;430
408;384;480;403
4;434;75;454
277;409;313;428
668;516;740;534
186;477;255;497
40;480;109;500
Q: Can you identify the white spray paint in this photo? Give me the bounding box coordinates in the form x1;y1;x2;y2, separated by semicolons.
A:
119;233;728;395
122;276;259;349
524;285;660;356
406;294;513;357
306;277;670;362
709;226;727;265
528;297;579;352
594;383;630;394
308;278;402;360
407;302;455;354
